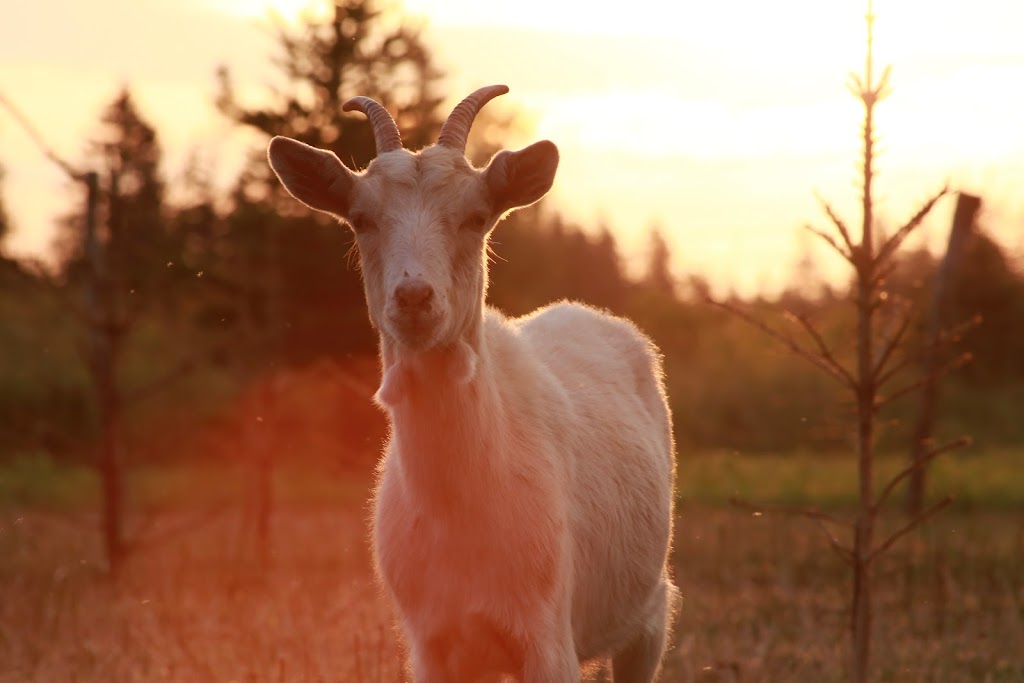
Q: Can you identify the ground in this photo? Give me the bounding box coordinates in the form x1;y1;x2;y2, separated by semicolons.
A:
1;451;1022;682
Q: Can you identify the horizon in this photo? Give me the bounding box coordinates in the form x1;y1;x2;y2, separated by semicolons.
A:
1;0;1022;296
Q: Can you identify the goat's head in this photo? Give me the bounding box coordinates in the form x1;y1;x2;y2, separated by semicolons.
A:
267;85;559;354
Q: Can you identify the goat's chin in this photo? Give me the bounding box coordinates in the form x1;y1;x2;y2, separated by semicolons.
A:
386;316;444;353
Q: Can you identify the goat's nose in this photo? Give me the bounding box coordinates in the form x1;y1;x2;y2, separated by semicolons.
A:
394;279;434;310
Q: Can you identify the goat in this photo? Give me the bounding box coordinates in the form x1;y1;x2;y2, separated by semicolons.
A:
267;85;679;682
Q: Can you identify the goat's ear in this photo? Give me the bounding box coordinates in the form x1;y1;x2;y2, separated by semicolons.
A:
267;136;355;217
483;140;559;214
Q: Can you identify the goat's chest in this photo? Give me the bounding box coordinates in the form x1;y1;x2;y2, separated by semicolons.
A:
372;463;560;622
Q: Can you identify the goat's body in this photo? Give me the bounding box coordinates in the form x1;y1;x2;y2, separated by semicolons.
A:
373;302;677;681
268;86;678;681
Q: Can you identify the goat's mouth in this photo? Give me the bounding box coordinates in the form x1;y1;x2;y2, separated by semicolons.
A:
387;311;444;351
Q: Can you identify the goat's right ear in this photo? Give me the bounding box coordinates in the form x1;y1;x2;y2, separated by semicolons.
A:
267;136;355;217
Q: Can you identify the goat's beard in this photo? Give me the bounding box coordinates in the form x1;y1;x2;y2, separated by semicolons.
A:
374;339;478;408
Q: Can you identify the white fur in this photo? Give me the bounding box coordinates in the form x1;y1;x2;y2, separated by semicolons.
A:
267;119;679;683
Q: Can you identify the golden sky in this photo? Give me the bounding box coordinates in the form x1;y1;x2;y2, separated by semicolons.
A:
2;0;1022;295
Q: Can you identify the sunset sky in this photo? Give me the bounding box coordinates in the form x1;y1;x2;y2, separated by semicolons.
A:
1;0;1022;295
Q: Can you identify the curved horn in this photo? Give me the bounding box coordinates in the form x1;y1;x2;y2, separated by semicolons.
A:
342;96;403;154
437;84;509;153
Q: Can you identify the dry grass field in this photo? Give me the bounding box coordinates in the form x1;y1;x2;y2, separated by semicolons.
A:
1;453;1022;682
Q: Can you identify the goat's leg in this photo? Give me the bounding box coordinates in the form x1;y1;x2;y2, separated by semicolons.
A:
520;636;579;683
408;653;447;683
610;579;677;683
406;633;454;683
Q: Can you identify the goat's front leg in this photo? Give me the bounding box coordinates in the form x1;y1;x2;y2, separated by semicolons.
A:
521;634;579;683
406;636;451;683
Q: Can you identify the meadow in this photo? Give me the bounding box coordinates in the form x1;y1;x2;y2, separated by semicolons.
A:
2;450;1022;682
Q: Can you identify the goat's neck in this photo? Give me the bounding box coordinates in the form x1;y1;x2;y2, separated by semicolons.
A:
377;318;506;511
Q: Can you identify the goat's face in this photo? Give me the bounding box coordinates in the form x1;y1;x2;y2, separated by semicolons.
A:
346;147;495;351
266;89;558;353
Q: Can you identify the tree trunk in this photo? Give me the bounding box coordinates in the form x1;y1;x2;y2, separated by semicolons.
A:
851;10;877;677
99;366;125;573
852;257;876;683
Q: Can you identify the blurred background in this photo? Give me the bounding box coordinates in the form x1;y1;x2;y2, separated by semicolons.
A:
1;1;1022;681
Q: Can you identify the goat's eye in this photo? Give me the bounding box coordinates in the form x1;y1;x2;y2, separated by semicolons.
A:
460;212;489;232
349;214;378;233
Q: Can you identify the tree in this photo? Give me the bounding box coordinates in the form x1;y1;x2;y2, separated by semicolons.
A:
217;0;447;195
948;227;1024;384
707;3;965;680
210;0;455;364
643;225;676;297
0;163;10;250
57;88;192;574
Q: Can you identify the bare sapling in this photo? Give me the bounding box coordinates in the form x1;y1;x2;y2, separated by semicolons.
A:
705;3;972;681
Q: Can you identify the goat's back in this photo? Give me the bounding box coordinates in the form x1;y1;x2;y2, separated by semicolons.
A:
514;301;676;660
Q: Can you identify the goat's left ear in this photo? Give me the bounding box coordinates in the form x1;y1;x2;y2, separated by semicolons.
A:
483;140;559;214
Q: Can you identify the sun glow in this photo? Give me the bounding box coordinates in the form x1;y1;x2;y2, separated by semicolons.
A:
1;0;1021;294
203;0;333;23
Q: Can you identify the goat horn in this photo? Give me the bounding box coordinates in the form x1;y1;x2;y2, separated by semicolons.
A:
342;96;403;154
437;85;509;153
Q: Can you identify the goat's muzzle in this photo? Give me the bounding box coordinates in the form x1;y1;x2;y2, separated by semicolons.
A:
394;279;435;311
387;278;442;350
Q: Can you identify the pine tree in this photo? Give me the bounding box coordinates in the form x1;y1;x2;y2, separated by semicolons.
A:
644;226;676;297
211;0;455;362
0;163;10;250
217;0;447;197
58;88;171;296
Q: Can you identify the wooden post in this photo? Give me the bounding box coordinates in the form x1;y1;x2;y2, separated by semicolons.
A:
907;192;980;515
82;171;126;574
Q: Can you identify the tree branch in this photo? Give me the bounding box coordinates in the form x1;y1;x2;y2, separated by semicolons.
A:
876;186;949;265
804;224;855;265
875;353;915;390
125;356;201;405
785;310;857;388
875;315;979;389
874;436;971;511
20;258;104;327
815;192;857;256
0;92;83;180
867;496;952;564
814;517;856;565
937;314;983;347
126;503;230;555
730;497;854;564
872;303;915;380
877;352;972;407
707;297;856;389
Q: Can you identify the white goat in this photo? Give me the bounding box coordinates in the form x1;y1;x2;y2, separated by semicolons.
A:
267;85;679;682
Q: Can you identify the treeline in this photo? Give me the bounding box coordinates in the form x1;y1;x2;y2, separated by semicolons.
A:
1;0;1023;470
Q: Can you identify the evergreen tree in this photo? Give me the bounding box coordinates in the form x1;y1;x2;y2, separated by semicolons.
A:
949;229;1024;383
57;88;173;299
643;225;676;297
217;0;447;197
211;0;453;362
0;163;10;250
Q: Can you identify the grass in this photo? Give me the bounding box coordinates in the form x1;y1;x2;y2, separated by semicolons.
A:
679;447;1024;510
1;450;1023;682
